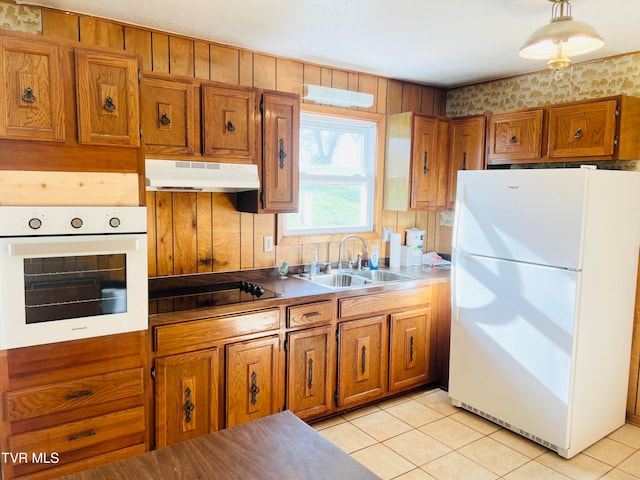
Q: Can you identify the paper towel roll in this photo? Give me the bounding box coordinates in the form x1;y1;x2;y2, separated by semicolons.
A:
389;233;401;268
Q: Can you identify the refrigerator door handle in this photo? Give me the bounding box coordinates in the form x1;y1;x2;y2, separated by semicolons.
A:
451;182;466;323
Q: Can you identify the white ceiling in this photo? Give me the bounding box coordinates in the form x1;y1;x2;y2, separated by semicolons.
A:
20;0;640;88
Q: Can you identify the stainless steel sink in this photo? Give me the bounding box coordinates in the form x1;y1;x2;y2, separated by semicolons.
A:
296;269;418;289
297;273;373;288
351;270;417;282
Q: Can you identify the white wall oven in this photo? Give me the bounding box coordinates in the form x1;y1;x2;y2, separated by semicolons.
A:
0;206;148;349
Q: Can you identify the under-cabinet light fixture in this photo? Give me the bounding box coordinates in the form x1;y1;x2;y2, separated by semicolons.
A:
302;84;374;108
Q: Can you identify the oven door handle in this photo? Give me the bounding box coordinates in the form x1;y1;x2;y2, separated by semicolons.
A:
8;239;141;256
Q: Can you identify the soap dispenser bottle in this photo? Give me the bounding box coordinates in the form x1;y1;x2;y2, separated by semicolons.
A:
370;245;380;270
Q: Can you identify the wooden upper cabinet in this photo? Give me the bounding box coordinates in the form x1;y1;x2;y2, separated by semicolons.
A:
75;49;140;147
548;100;617;158
0;37;65;142
260;91;299;213
410;115;449;210
487;109;543;162
384;112;449;211
141;74;198;155
447;115;486;208
201;84;255;161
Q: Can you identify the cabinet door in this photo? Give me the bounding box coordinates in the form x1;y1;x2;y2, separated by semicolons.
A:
389;308;431;392
76;50;140;147
488;110;543;162
0;37;65;142
287;326;334;420
261;92;300;213
548;100;617;158
447;115;485;208
202;84;255;160
410;116;449;210
337;316;388;408
141;75;197;155
154;349;219;448
226;336;280;428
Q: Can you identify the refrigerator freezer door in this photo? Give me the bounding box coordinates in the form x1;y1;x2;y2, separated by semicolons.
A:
453;169;587;269
449;254;578;450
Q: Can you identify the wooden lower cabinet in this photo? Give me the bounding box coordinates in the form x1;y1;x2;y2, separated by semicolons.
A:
226;336;281;428
389;307;431;392
286;326;334;420
0;331;148;480
154;348;219;448
336;316;388;408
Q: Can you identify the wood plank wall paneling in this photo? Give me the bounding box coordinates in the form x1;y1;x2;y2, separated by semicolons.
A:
210;44;239;84
36;6;450;275
41;9;78;41
169;36;194;77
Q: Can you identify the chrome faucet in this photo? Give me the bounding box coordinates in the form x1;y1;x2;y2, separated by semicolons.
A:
338;235;369;272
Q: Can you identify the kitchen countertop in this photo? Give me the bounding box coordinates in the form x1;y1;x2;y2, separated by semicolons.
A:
148;265;450;321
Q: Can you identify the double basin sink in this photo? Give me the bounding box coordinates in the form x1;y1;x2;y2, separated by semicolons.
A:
296;269;419;289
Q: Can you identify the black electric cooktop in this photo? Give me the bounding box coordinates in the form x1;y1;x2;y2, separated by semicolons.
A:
149;281;279;314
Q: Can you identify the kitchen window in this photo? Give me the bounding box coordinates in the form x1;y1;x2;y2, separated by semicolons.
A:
283;112;377;236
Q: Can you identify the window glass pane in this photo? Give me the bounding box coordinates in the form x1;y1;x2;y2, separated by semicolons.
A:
300;126;365;176
284;112;377;237
288;184;369;233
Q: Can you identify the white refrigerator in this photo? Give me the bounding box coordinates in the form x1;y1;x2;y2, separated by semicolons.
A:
449;166;640;458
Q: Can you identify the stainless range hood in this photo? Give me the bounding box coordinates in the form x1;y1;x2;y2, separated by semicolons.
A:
145;159;260;192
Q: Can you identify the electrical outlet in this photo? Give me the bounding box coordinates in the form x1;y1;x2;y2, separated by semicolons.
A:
263;235;273;252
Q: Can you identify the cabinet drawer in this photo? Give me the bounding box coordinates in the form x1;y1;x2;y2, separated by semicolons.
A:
10;406;144;452
5;368;144;421
9;406;144;468
154;308;280;354
338;288;431;319
287;300;332;328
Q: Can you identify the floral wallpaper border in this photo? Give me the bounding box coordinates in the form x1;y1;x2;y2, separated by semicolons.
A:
0;1;41;34
446;53;640;117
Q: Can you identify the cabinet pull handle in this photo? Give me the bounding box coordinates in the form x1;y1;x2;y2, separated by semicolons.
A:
22;86;36;104
423;151;429;173
307;358;314;389
250;371;260;405
279;138;287;169
67;430;96;442
510;134;517;144
361;345;366;374
226;120;235;132
303;311;321;319
409;336;415;363
574;127;583;139
462;151;467;170
185;386;195;423
160;112;171;125
103;96;116;112
65;390;94;400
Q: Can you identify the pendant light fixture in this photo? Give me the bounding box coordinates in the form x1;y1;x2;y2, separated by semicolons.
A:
519;0;604;78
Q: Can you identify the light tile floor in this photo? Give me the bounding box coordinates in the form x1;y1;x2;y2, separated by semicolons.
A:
312;388;640;480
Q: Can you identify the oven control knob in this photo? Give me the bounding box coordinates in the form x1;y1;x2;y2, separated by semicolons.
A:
28;218;42;230
70;217;83;229
109;217;121;228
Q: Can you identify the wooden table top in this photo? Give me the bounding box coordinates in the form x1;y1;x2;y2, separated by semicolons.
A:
60;411;381;479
